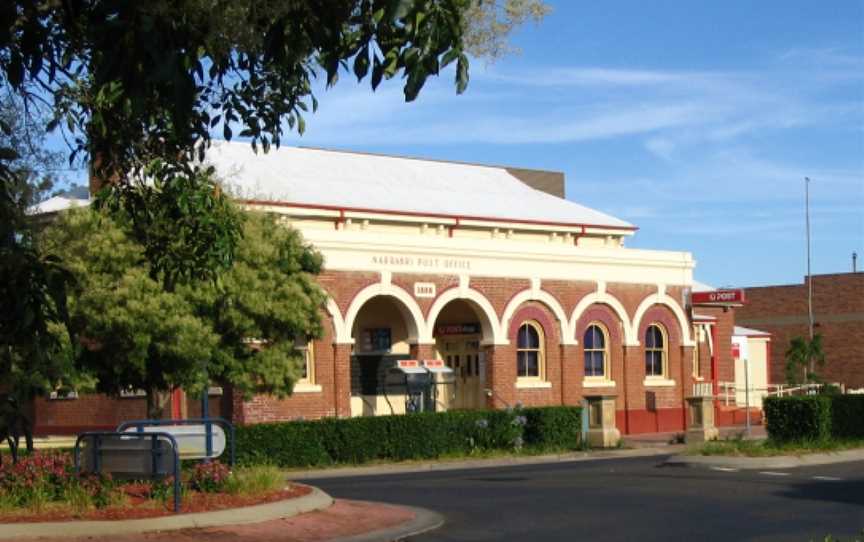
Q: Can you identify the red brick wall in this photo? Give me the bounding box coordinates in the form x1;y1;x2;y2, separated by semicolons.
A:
34;395;147;435
34;266;701;435
737;273;864;388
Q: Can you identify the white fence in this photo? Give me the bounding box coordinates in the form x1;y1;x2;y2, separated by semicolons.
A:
716;381;846;407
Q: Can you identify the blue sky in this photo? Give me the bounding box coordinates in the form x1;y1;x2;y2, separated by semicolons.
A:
53;1;864;288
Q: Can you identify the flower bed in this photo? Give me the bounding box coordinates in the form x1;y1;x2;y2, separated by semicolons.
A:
0;451;300;522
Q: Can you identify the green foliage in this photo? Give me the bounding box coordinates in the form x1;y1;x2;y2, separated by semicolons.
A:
98;161;244;290
785;334;826;385
764;396;832;443
829;395;864;440
224;465;285;496
235;406;583;468
764;394;864;444
522;406;582;449
40;206;325;411
0;450;121;512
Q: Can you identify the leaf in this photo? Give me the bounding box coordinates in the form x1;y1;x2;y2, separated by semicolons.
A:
456;54;469;94
353;45;370;81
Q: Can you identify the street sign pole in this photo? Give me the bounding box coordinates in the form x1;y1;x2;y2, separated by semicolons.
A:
744;357;751;437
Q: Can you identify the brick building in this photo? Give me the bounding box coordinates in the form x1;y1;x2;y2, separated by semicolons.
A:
737;272;864;390
31;142;752;435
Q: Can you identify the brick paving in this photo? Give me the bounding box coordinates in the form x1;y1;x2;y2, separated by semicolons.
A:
29;500;416;542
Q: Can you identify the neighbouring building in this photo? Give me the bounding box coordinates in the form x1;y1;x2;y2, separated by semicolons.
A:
30;141;765;435
737;272;864;391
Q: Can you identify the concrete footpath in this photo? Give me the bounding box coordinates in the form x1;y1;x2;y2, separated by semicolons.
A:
666;447;864;470
5;500;443;542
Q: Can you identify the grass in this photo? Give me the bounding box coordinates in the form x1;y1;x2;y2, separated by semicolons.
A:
688;436;864;457
271;443;598;473
225;465;284;495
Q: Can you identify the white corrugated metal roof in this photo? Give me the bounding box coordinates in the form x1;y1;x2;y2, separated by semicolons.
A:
733;326;771;337
27;196;91;215
692;280;715;292
204;140;633;229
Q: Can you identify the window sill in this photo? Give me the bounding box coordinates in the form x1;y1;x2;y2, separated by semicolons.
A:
516;380;552;390
643;378;676;387
582;379;616;388
294;383;323;393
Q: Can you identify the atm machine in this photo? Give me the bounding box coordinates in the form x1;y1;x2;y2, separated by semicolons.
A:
386;359;454;413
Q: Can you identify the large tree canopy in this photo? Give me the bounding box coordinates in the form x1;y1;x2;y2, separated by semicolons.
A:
41;206;326;417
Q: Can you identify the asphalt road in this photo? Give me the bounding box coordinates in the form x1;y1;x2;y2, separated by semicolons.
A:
308;455;864;541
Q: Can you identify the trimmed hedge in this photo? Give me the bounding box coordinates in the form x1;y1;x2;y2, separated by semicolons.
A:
830;395;864;439
236;406;582;468
764;395;864;443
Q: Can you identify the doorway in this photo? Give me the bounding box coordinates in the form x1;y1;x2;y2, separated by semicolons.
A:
437;336;484;410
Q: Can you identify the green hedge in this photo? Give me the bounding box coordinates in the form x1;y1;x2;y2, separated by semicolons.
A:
764;395;864;443
830;395;864;439
236;406;582;468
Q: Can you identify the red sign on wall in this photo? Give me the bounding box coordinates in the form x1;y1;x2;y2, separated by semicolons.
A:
691;289;746;305
731;343;741;359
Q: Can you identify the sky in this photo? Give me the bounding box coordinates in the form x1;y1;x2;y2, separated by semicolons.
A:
51;1;864;288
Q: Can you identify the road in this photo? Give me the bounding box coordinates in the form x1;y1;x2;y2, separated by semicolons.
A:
309;455;864;541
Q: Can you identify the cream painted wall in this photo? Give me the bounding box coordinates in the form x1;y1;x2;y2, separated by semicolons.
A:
352;297;411;354
734;337;770;408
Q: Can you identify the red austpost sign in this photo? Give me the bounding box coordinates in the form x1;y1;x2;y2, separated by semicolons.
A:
691;289;746;305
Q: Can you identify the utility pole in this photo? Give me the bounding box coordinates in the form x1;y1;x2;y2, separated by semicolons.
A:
805;177;814;381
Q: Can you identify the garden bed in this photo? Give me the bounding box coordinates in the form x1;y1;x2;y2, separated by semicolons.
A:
0;484;310;523
0;450;300;523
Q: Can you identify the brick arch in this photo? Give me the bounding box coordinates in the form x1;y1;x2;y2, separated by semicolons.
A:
637;305;682;346
574;304;623;346
422;286;504;345
508;304;557;343
501;288;572;345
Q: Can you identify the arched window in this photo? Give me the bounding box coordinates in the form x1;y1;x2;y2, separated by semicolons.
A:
583;324;608;379
645;324;667;378
516;321;545;380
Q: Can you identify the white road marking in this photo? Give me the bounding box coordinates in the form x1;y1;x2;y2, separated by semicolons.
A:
759;471;790;477
812;476;843;481
710;467;739;472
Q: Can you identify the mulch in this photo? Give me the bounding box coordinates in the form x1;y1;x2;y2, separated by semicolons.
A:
0;484;312;523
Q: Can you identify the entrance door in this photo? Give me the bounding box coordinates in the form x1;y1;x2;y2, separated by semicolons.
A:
437;338;483;409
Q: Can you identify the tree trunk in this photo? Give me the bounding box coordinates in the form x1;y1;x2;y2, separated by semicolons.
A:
146;388;167;420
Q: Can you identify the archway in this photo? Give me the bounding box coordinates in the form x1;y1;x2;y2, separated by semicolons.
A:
429;298;498;410
349;295;423;417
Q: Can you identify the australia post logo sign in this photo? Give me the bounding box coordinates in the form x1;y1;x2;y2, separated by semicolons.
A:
691;289;745;305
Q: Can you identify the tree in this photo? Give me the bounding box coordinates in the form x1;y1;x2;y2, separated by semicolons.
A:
1;2;548;268
0;95;83;410
0;1;548;409
785;334;826;386
41;206;326;418
463;0;550;61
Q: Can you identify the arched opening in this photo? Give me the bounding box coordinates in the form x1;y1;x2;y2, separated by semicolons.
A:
431;299;496;410
349;295;421;417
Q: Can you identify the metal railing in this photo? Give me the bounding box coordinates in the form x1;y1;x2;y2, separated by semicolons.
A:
717;381;845;406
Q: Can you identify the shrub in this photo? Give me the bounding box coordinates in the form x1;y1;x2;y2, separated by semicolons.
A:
224;465;284;496
829;395;864;439
523;406;583;449
190;460;232;493
764;396;832;443
235;406;583;468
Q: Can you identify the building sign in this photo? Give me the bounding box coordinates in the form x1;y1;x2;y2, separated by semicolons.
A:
436;323;481;336
691;289;745;305
414;282;436;298
731;343;740;359
371;254;471;271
